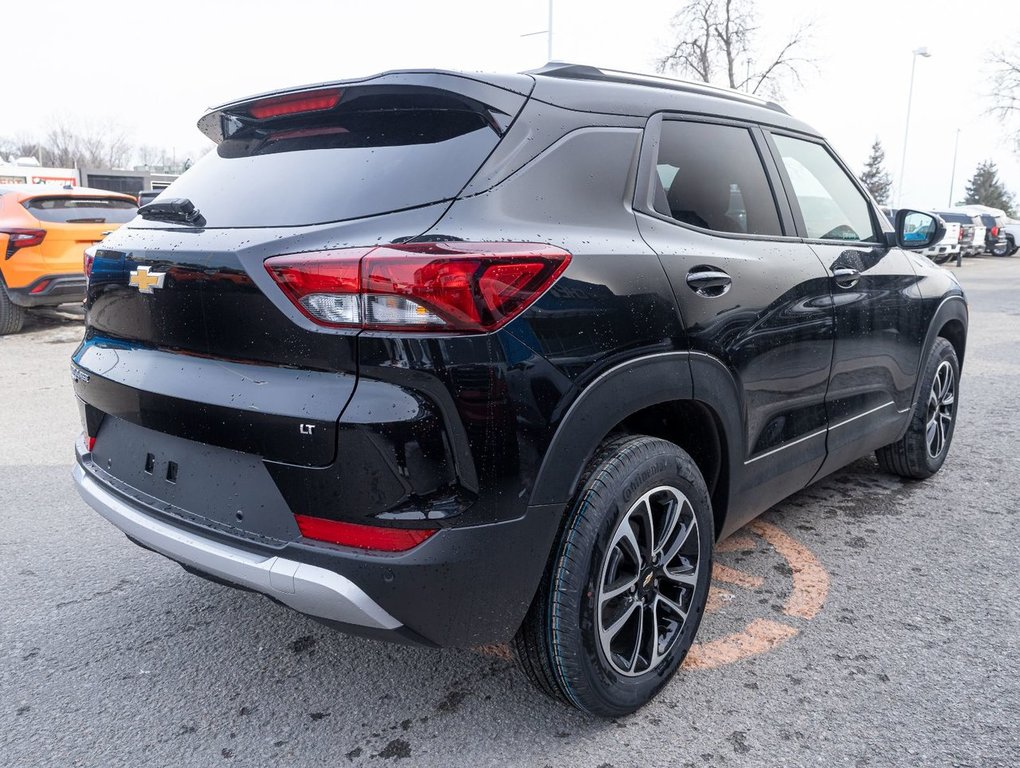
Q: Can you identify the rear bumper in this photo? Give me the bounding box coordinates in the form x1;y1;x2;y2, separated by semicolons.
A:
73;447;563;647
7;274;85;307
73;462;401;632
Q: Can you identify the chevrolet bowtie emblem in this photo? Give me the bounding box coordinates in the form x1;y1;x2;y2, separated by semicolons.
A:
129;265;166;294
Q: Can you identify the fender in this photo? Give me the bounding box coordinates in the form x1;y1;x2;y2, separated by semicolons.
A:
529;351;694;507
899;294;968;440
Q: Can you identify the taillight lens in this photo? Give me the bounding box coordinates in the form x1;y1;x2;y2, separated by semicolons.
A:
3;228;46;258
294;514;435;552
248;88;342;119
991;226;999;237
83;245;97;283
265;242;571;333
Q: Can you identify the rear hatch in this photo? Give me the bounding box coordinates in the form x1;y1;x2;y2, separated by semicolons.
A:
76;71;532;474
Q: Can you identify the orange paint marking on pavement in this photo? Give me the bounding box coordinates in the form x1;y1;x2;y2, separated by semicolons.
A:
683;618;799;670
715;535;757;553
704;585;734;613
713;562;764;589
748;520;829;620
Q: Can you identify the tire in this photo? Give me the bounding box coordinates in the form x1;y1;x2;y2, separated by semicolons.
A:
876;338;959;479
0;281;25;335
931;252;952;265
991;239;1010;257
514;435;714;716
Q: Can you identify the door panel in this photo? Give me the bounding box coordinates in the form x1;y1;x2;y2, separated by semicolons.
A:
638;214;834;515
634;118;835;526
763;131;924;476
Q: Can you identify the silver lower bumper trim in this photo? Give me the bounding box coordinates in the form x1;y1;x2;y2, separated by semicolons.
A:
73;464;401;631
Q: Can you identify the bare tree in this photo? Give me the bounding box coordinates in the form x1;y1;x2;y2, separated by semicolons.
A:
657;0;812;97
989;51;1020;149
41;118;133;168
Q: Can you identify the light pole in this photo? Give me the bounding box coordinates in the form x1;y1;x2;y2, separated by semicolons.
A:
521;0;554;62
948;128;961;206
897;46;931;207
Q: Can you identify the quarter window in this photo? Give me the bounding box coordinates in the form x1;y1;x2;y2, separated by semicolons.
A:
653;121;783;237
771;135;878;242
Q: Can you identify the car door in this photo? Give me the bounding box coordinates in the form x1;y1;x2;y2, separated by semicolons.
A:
633;114;835;529
762;131;926;477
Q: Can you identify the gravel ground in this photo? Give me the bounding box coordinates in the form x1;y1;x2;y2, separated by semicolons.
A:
1;257;1018;768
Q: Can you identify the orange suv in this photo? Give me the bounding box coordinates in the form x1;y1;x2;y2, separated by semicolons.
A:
0;185;137;334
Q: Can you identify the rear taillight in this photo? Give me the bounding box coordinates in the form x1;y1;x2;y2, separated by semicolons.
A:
83;246;97;285
958;228;964;242
3;228;46;258
991;226;1000;237
265;242;571;333
248;88;342;119
294;514;435;552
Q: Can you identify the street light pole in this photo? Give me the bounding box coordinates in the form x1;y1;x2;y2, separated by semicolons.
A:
897;46;931;207
547;0;554;62
948;128;961;207
521;0;554;62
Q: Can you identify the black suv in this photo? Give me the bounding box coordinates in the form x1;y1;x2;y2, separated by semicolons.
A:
71;64;967;716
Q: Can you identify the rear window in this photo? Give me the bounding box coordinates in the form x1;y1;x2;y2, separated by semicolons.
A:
25;196;136;224
154;94;505;228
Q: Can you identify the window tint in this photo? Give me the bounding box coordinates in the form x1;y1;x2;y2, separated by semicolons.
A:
24;196;137;224
654;121;782;237
772;135;877;242
160;103;501;228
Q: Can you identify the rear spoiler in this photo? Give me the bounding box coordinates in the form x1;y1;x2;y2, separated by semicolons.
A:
197;70;535;143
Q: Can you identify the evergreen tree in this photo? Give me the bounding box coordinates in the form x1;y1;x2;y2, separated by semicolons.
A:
959;160;1016;216
859;139;892;204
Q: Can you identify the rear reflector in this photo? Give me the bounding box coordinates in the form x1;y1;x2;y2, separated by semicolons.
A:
294;514;435;552
3;228;46;258
85;436;96;452
265;242;571;333
30;279;51;294
248;88;342;119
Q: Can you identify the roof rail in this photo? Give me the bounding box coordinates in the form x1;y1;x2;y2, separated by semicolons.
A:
525;62;789;115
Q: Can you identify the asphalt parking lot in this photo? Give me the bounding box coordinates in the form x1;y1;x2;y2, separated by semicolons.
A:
2;257;1018;768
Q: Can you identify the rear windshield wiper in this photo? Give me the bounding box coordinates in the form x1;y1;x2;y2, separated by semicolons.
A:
138;197;206;226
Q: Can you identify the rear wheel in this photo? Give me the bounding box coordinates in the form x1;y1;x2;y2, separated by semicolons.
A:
0;282;25;335
876;338;959;479
514;436;714;716
992;239;1011;257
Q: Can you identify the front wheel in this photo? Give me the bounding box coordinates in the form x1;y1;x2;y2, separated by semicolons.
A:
877;338;959;479
514;436;714;716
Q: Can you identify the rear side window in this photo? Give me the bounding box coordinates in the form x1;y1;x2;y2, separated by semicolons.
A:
653;120;783;237
771;135;878;243
24;196;136;224
158;93;506;228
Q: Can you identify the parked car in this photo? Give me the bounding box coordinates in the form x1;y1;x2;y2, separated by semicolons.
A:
70;64;967;716
934;210;985;258
958;205;1011;256
0;185;137;334
883;207;960;264
1001;219;1020;255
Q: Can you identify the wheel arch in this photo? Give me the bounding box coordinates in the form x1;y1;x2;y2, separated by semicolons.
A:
529;351;741;539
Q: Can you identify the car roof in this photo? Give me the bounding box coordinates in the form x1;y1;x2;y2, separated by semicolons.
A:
205;63;820;140
0;184;137;201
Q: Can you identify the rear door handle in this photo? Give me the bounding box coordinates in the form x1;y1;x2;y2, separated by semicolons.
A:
831;267;861;288
685;267;732;297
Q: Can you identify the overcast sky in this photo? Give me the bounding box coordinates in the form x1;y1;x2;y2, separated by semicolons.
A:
4;0;1019;210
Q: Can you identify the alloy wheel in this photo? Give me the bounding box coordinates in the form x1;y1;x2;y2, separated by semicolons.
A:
926;360;955;459
596;485;701;677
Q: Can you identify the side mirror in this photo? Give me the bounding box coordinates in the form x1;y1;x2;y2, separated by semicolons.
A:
895;209;944;250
